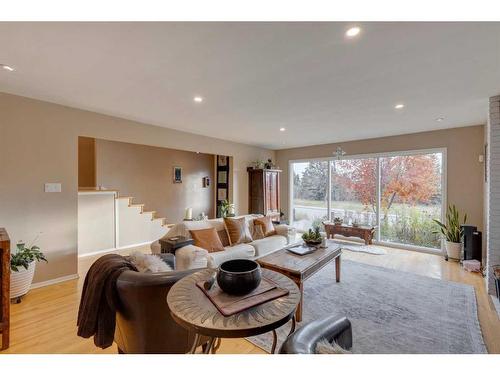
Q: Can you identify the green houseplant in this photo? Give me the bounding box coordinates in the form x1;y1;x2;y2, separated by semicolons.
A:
433;204;467;261
11;240;47;302
302;226;323;246
219;199;235;218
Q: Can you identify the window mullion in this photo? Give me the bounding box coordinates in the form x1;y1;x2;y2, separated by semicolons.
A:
376;157;381;241
327;160;332;222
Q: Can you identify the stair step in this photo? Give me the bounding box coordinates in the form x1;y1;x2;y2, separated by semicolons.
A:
129;203;144;208
142;210;156;217
116;196;133;204
153;217;167;225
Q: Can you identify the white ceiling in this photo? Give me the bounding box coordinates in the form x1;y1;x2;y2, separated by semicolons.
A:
0;22;499;149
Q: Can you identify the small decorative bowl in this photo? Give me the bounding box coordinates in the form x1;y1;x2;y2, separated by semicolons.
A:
217;259;262;295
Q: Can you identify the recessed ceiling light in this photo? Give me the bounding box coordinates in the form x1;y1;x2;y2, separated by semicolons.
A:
345;26;361;38
1;64;14;72
193;96;203;103
394;103;405;109
436;117;445;122
279;127;286;132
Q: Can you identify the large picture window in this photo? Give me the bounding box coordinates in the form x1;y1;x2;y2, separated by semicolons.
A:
291;161;329;232
289;149;445;251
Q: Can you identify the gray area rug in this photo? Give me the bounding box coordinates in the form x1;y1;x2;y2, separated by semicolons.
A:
247;260;486;353
331;240;387;255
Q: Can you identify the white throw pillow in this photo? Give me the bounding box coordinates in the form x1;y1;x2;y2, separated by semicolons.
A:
129;251;172;273
315;339;352;354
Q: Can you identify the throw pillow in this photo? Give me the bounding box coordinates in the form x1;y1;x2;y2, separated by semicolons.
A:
189;228;225;253
217;229;231;247
315;339;352;354
251;224;265;240
129;251;172;273
253;216;277;237
224;217;253;245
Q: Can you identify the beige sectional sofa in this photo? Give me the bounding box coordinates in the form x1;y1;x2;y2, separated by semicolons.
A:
151;215;292;270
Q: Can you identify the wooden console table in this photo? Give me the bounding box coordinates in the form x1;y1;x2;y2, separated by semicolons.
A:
324;222;376;245
0;228;10;350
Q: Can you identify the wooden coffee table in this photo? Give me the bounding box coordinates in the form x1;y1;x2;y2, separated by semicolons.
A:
257;242;341;322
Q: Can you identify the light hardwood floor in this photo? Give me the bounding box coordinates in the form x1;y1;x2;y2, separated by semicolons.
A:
2;244;499;354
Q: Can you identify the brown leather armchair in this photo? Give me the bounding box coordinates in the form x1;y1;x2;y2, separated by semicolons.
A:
279;316;352;354
114;255;207;353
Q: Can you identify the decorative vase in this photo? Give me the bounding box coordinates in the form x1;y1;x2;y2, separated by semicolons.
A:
11;261;36;302
445;241;461;261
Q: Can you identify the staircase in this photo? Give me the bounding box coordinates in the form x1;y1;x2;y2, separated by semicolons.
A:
77;189;173;256
115;196;172;248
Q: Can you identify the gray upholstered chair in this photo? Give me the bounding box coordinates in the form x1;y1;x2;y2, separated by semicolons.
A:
279;315;352;354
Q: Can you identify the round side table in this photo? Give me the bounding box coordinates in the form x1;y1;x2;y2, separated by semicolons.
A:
167;268;301;354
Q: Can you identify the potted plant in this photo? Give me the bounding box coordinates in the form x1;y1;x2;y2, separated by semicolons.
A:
220;199;235;218
433;205;467;261
333;217;343;225
302;226;323;247
10;240;47;303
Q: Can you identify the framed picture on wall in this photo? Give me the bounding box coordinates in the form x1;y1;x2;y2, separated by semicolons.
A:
218;171;227;184
173;166;182;183
218;188;227;201
218;155;228;166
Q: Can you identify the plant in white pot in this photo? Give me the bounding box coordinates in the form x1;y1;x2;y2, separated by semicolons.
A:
433;205;467;261
10;241;47;303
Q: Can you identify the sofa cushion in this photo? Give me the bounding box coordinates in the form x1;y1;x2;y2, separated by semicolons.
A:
224;217;253;245
250;235;287;257
189;228;225;253
209;243;255;266
165;218;226;240
274;224;291;237
254;216;277;237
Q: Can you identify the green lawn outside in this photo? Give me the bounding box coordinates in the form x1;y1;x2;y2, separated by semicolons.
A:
293;199;441;215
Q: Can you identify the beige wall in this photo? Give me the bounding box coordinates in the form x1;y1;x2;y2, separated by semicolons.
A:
0;92;273;283
276;125;485;236
94;138;215;222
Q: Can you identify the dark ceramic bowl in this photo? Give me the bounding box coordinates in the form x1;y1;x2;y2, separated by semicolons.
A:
217;259;262;295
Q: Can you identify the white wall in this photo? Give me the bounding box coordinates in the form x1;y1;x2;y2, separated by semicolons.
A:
77;191;116;255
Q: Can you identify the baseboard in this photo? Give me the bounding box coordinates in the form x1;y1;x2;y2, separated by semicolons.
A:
78;241;153;258
30;273;79;290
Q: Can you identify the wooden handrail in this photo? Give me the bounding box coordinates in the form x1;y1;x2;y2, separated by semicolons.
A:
0;228;10;350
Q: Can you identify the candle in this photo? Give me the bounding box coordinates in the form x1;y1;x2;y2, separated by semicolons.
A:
185;207;192;220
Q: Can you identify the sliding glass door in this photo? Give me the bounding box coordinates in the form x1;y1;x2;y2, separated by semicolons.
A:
379;153;443;249
291;161;329;232
290;149;445;251
330;158;377;226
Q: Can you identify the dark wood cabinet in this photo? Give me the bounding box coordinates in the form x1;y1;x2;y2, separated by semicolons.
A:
247;168;281;219
0;228;10;350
